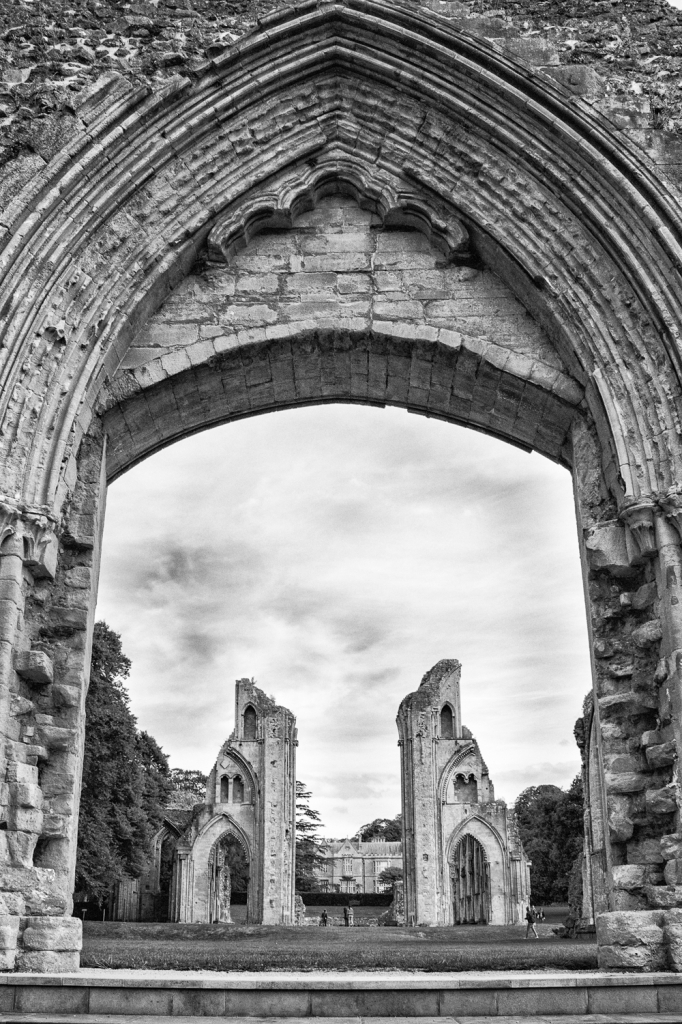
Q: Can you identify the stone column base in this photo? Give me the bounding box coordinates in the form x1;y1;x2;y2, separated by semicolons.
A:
0;916;81;973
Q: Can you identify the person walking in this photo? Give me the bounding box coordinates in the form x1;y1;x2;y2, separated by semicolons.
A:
525;904;538;939
348;906;354;927
343;906;349;927
320;909;328;927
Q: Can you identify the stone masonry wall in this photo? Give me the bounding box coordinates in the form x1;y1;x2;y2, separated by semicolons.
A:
3;0;682;207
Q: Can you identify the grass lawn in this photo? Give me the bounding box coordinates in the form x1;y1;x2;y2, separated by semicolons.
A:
81;920;597;972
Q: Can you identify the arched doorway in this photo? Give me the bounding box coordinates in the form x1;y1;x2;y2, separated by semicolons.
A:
208;832;250;924
451;834;491;925
1;0;682;971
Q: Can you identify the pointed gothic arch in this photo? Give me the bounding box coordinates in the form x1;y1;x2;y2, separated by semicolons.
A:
0;0;681;967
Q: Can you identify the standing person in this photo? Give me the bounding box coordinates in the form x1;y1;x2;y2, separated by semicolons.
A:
343;906;349;926
320;909;328;927
525;904;538;939
348;906;354;927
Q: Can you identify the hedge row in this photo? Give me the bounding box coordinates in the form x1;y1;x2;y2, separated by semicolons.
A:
297;892;393;906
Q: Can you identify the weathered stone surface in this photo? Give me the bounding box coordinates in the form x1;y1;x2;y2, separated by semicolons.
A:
598;943;667;971
14;650;54;686
21;916;82;952
14;950;80;972
632;620;663;648
613;864;648;891
627;839;665;864
661;834;682;861
0;916;20;951
645;885;682;909
596;910;664;947
665;859;682;886
646;786;677;816
646;741;677;768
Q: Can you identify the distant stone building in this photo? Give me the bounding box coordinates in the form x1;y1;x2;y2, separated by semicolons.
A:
397;660;531;926
111;679;297;924
313;838;402;894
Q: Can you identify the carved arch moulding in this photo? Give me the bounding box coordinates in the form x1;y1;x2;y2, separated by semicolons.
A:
1;0;682;971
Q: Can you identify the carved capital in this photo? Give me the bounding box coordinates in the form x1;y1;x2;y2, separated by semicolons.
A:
0;500;59;578
659;485;682;543
620;497;658;563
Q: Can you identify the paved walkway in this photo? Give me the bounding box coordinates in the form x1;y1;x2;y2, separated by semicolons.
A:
1;1014;682;1023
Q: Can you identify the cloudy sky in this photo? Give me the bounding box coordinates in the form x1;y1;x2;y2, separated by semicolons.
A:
96;403;590;838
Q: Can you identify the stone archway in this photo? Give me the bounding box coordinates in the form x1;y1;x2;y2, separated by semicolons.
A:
1;0;682;971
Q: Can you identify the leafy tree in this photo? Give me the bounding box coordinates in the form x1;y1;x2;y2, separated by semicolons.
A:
295;781;325;891
169;768;208;806
353;814;402;842
75;622;172;904
514;775;584;905
378;866;403;886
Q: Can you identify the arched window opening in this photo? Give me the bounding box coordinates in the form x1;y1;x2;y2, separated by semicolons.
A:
220;776;229;802
453;772;478;803
232;775;245;803
440;704;454;739
243;705;257;740
451;834;490;924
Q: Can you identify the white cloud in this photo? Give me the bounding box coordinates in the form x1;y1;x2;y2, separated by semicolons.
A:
96;404;588;836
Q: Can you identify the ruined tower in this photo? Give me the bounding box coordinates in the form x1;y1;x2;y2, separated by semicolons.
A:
167;679;297;925
397;660;530;926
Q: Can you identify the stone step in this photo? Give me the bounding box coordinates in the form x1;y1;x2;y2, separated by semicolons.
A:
2;971;682;1018
2;1017;682;1024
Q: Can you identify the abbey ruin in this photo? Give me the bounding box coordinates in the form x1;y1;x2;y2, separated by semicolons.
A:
398;660;531;927
1;0;682;974
111;680;297;925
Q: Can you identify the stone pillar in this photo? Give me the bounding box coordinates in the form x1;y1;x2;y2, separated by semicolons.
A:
572;420;682;969
0;426;106;971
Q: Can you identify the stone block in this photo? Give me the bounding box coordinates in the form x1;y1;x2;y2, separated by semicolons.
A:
6;830;38;868
21;915;82;951
14;949;80;972
597;942;667;971
605;771;648;793
14;650;53;686
548;64;606;98
497;987;588;1015
9;782;43;809
665;859;682;885
0;949;16;970
647;741;677;768
647;785;677;815
584;522;634;576
642;729;662;747
612;888;648;911
633;619;663;647
13;986;89;1013
596;909;664;946
6;807;43;833
612;864;647;890
662;834;682;860
627;838;664;864
645;884;682;908
0;915;19;950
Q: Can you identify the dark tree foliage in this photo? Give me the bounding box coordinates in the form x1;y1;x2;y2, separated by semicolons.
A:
295;780;325;892
353;814;402;842
378;866;403;885
75;622;172;904
514;775;584;905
